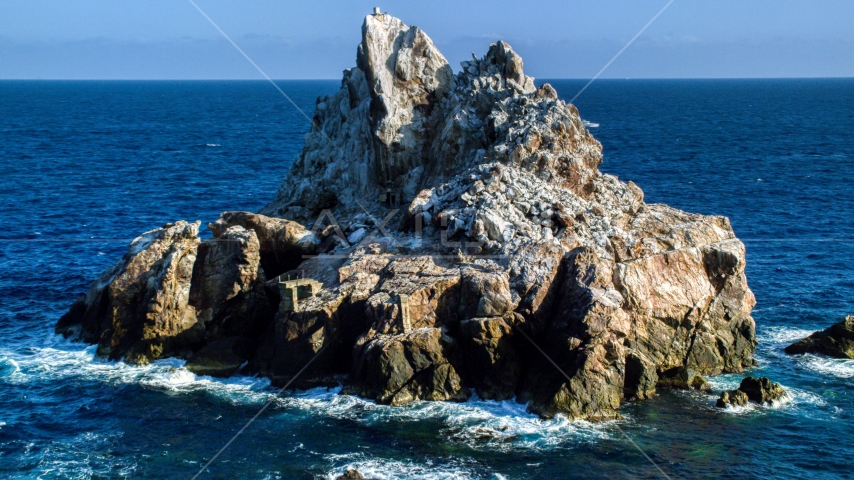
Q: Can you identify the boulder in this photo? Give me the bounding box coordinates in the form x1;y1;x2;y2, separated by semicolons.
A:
348;327;468;405
458;314;522;400
209;211;319;278
738;376;787;404
785;316;854;358
190;225;263;319
459;266;514;318
716;389;749;408
623;353;658;400
336;468;366;480
716;376;786;408
656;367;712;392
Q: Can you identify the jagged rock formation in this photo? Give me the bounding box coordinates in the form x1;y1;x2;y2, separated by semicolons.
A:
57;221;204;364
716;377;786;408
57;11;758;421
785;316;854;359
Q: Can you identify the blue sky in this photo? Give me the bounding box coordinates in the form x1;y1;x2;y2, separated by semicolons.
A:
1;0;853;79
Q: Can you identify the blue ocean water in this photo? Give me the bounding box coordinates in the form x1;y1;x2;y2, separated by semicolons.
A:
1;78;853;479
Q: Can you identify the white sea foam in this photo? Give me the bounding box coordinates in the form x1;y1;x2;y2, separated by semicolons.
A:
277;388;611;451
715;402;758;415
323;456;485;480
6;334;612;454
797;354;854;379
2;336;273;406
0;356;21;378
757;325;816;345
782;386;826;408
759;326;854;379
704;373;825;415
27;431;138;479
6;336;607;451
704;373;743;392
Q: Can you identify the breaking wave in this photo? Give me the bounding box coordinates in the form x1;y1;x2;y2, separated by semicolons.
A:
275;388;611;451
757;326;854;379
1;335;273;406
322;455;481;480
794;355;854;379
703;372;827;417
3;335;610;453
757;326;816;345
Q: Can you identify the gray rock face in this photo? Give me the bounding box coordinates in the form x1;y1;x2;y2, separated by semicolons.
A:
739;376;787;404
348;327;468;405
57;215;283;364
263;12;455;218
190;225;263;317
58;11;759;421
785;316;854;358
459;314;522;400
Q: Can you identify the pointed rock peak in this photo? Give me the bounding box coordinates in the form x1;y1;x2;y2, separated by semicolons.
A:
355;12;454;187
484;40;535;93
357;13;453;109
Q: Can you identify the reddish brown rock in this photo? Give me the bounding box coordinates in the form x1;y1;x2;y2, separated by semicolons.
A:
57;221;203;364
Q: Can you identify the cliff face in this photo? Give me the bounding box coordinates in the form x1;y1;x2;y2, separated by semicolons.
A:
57;12;757;420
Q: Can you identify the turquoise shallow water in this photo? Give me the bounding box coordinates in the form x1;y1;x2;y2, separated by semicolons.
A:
0;79;852;479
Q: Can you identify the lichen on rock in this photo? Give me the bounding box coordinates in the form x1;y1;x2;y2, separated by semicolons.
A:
57;11;759;421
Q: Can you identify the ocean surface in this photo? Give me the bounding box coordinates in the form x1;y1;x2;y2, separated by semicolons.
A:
1;78;853;479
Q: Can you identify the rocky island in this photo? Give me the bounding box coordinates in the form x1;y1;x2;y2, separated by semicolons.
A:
785;316;854;359
56;11;758;421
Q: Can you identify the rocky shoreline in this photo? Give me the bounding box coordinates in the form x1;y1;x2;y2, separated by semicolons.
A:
56;11;759;421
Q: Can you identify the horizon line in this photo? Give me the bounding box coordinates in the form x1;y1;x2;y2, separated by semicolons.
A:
2;76;854;81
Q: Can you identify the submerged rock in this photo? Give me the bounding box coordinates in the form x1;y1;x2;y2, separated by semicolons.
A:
656;366;712;392
784;316;854;359
716;376;787;408
186;336;255;377
716;389;749;408
739;376;787;404
336;467;366;480
57;10;758;421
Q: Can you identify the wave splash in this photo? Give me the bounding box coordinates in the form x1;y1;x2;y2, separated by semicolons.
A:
1;335;273;405
757;326;854;379
322;456;482;480
276;387;611;452
3;334;611;453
